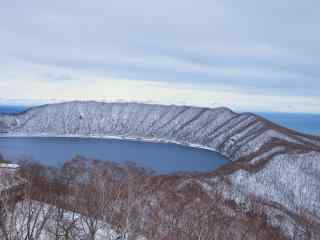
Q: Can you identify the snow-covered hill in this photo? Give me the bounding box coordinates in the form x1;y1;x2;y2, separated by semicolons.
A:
1;101;319;160
1;101;320;238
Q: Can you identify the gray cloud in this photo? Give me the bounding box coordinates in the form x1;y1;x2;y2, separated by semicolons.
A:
0;0;319;108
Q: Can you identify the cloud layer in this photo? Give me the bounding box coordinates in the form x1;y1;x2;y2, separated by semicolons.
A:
1;0;319;112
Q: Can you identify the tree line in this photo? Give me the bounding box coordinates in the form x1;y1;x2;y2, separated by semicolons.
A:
1;155;312;240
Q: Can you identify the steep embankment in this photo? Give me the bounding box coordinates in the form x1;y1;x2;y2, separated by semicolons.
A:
1;101;320;238
1;101;319;160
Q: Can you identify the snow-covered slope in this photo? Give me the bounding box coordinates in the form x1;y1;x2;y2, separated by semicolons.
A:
1;101;320;238
1;101;319;161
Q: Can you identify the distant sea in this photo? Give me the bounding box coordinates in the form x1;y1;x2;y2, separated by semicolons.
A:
257;112;320;136
0;105;29;114
0;105;319;136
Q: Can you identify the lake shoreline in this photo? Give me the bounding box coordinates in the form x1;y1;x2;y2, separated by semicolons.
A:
0;134;229;174
0;133;228;159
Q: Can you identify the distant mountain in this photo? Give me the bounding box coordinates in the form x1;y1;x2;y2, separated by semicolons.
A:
1;101;320;238
0;98;57;106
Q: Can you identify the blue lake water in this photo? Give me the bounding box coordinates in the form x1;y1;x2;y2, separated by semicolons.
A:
1;105;320;173
0;137;228;174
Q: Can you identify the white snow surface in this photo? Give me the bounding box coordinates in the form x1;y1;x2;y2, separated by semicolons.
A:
1;101;317;161
1;101;320;238
4;200;126;240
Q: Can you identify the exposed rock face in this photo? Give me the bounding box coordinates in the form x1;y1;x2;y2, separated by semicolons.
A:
1;101;320;238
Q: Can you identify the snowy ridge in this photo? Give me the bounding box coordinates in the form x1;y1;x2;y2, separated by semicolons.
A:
1;101;318;163
1;101;320;238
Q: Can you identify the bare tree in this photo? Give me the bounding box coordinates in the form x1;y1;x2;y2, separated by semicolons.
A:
44;166;82;240
57;158;128;240
0;161;55;240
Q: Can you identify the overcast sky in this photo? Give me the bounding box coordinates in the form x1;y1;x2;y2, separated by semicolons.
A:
1;0;319;112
